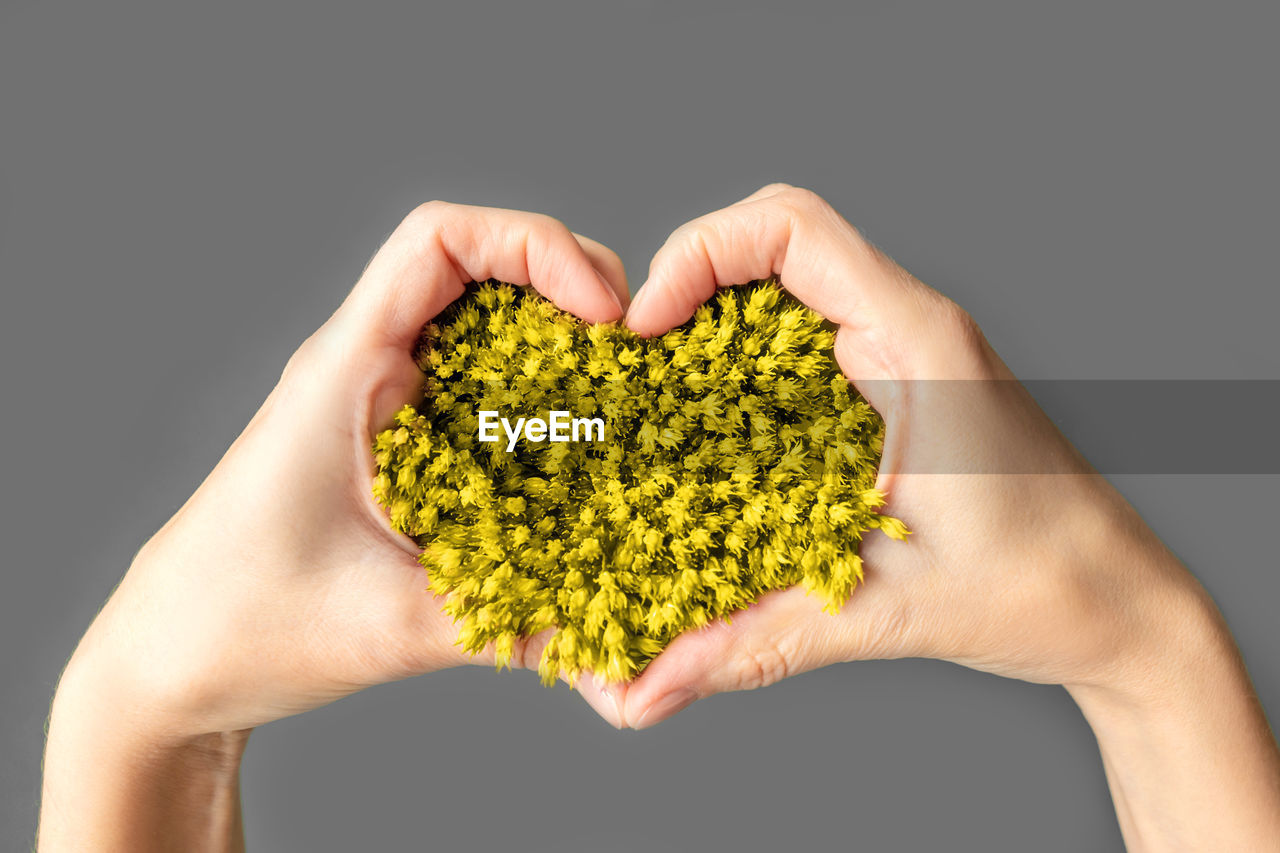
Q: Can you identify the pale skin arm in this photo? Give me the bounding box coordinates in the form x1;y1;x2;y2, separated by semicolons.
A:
621;183;1280;851
36;202;633;851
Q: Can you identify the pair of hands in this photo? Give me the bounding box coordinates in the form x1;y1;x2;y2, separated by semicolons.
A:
57;184;1207;733
42;185;1280;851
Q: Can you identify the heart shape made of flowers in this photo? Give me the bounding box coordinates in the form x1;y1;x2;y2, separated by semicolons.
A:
372;279;906;685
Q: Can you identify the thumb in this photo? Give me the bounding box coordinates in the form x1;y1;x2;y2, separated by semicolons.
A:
621;586;853;730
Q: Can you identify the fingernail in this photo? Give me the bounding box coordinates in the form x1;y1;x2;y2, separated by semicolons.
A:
596;270;624;316
625;284;649;322
594;676;629;728
591;672;618;701
633;688;698;730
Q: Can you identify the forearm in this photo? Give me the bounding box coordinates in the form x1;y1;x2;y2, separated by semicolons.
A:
38;662;249;852
1069;590;1280;851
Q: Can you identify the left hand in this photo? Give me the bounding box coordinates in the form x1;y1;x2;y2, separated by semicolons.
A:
55;201;633;742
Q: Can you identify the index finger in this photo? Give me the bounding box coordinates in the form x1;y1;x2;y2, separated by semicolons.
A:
341;201;625;351
625;184;950;379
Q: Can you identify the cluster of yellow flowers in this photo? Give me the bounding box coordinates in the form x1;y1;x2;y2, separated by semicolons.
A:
372;279;906;686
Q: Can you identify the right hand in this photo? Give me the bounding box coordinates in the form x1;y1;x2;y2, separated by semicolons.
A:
620;183;1218;728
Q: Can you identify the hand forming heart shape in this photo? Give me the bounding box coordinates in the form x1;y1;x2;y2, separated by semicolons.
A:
63;185;1163;745
42;180;1279;853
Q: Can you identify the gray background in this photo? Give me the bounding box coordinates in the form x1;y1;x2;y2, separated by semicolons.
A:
2;1;1277;850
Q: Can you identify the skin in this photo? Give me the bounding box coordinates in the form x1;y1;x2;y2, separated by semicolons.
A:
620;185;1280;850
38;203;631;851
38;189;1280;851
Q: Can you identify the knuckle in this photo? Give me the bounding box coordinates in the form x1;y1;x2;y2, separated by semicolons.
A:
668;215;711;245
734;638;793;691
862;588;918;659
775;185;828;216
652;218;716;276
528;210;571;238
686;219;719;253
278;330;323;386
404;199;449;229
525;215;577;271
655;227;716;296
755;181;796;196
278;321;357;389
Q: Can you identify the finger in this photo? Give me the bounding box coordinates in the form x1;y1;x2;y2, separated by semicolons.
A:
622;570;914;730
571;671;629;730
340;201;625;351
503;627;629;729
572;232;631;309
626;183;887;339
625;184;955;384
517;628;628;730
622;586;841;729
731;181;796;206
368;567;623;732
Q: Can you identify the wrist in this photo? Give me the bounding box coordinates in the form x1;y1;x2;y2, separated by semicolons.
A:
1063;590;1280;849
1053;513;1280;849
40;663;250;852
1065;579;1237;717
50;652;252;761
1049;484;1230;703
53;600;226;747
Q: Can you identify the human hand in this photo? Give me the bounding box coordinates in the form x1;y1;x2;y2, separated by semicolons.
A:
621;183;1208;718
619;184;1280;850
39;202;630;849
